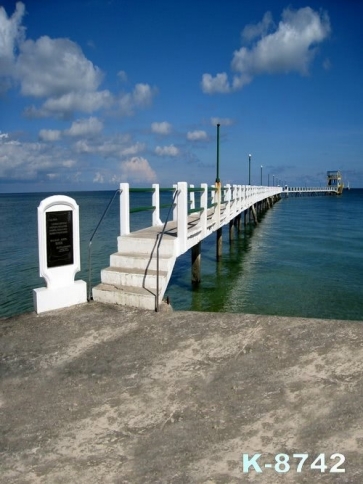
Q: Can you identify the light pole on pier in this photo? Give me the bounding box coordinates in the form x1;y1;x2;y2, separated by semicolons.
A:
260;165;263;186
273;174;275;186
216;124;220;184
248;154;252;185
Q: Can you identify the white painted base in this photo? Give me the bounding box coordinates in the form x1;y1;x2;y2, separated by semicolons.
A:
33;280;87;314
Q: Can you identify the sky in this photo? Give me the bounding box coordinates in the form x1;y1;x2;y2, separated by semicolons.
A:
0;0;362;193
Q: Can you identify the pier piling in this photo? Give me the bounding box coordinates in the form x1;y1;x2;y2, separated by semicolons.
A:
216;228;222;260
191;241;201;284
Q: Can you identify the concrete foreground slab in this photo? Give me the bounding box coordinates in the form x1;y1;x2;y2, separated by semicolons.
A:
1;303;363;483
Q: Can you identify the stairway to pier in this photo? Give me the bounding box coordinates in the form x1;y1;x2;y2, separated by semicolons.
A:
92;224;177;310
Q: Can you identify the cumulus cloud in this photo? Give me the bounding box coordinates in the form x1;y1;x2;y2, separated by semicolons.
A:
121;156;156;183
201;73;231;95
201;7;331;94
211;117;234;126
38;117;103;141
39;129;62;141
65;117;103;137
74;134;145;160
0;1;25;92
93;172;104;183
241;11;275;43
155;144;179;156
118;83;156;115
117;70;127;82
120;142;145;156
0;136;70;180
17;36;103;98
0;3;156;118
151;121;172;135
187;130;208;141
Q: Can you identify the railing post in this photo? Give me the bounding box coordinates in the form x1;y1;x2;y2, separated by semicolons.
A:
225;184;231;223
232;184;237;217
152;183;162;226
189;184;195;210
173;184;177;221
201;183;208;238
120;183;130;236
177;181;188;255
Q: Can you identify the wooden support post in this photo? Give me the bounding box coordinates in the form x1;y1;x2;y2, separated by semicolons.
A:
244;210;247;226
191;241;201;284
251;204;258;225
237;214;241;232
216;227;222;260
229;219;234;243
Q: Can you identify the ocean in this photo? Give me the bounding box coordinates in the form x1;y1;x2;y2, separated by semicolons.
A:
1;188;362;320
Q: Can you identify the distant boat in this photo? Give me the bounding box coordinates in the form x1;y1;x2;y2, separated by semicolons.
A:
347;181;351;190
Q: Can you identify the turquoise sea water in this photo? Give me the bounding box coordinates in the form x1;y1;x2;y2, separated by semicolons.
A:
1;189;362;320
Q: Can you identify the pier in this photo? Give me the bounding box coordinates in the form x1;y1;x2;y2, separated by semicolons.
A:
92;183;282;311
91;181;340;311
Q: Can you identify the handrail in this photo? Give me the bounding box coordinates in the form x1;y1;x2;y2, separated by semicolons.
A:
155;189;179;312
87;189;120;301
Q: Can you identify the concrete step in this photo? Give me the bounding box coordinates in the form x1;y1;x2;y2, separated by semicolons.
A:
92;283;157;311
101;266;168;291
110;252;173;272
117;234;176;256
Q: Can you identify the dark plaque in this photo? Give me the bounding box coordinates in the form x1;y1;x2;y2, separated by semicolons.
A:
46;211;74;268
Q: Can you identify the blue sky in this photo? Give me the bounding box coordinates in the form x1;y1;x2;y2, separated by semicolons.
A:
0;0;362;192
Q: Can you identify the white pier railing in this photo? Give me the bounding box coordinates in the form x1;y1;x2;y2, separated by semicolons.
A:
119;182;282;257
92;181;340;310
285;186;338;194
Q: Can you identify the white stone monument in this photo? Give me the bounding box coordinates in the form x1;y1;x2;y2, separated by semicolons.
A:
33;195;87;313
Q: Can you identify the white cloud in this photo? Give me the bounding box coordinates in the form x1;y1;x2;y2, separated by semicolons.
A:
17;36;103;98
201;73;232;94
93;172;104;183
0;137;60;180
26;90;113;118
74;134;141;160
39;129;62;141
241;11;275;43
121;156;156;183
38;117;103;141
65;117;103;137
0;131;9;139
0;4;156;118
151;121;172;135
62;159;76;167
118;83;157;115
120;142;145;156
187;130;208;141
202;7;331;94
211;117;234;126
0;1;25;92
155;144;179;156
117;70;127;82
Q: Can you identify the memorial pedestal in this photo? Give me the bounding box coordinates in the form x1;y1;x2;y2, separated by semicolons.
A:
33;280;87;313
34;195;87;314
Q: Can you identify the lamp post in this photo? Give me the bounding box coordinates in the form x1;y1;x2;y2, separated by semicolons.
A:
272;174;275;186
260;165;263;186
216;124;220;183
248;154;252;185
